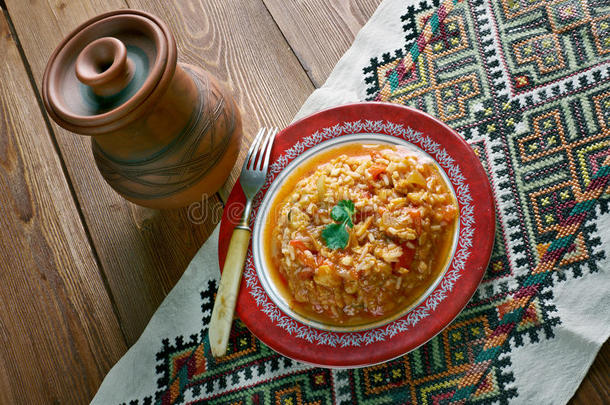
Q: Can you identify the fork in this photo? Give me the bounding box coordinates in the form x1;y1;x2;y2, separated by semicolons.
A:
209;127;278;357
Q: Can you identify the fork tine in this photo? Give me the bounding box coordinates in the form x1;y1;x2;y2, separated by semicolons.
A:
255;128;273;171
242;128;266;172
251;128;271;171
261;127;278;173
253;128;274;170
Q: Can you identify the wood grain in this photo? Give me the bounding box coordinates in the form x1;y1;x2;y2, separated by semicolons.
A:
3;0;224;344
569;341;609;404
263;0;383;88
124;0;316;201
0;13;126;403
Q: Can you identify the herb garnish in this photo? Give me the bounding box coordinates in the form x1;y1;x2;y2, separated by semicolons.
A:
321;200;355;249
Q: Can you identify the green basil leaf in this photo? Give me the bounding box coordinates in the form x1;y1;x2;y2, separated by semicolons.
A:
321;223;349;250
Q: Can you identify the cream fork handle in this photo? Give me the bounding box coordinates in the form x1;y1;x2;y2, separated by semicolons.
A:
208;228;251;357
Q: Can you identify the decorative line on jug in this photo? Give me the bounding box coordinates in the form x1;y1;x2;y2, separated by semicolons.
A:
92;67;237;200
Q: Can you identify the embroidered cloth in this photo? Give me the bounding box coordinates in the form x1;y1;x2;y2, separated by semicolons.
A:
93;0;610;403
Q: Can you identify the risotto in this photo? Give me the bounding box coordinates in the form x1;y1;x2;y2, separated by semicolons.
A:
266;143;458;326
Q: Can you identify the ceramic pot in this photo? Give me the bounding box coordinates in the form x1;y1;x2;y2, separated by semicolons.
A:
42;10;242;209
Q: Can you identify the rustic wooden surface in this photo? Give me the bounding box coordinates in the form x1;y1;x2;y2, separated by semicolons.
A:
3;0;223;345
0;12;126;404
0;0;606;403
124;0;315;201
263;0;382;87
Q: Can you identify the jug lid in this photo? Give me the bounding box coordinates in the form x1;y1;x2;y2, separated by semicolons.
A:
42;9;177;135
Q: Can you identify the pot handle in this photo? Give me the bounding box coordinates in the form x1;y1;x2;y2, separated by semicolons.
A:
75;36;135;97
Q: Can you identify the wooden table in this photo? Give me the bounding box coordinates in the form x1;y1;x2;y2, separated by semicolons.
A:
0;0;606;403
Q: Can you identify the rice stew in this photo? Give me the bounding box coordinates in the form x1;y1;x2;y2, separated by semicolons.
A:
253;135;459;331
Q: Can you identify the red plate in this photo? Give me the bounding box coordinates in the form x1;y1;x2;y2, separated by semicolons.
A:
218;102;495;368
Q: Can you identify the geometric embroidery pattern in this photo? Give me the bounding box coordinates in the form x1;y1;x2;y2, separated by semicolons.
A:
122;1;610;404
364;0;610;403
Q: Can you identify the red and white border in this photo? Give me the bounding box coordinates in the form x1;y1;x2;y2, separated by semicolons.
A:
242;120;474;347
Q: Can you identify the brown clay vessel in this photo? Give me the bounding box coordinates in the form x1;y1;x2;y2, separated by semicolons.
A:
42;10;242;209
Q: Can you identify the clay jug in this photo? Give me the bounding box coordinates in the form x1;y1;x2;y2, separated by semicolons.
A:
42;10;242;209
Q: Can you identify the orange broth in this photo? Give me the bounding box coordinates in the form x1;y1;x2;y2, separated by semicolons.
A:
262;142;458;327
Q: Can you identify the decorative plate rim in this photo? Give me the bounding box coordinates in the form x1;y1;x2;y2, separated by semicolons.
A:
244;120;473;346
218;102;494;367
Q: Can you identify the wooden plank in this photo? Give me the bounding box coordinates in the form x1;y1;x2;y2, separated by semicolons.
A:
0;13;126;403
569;341;609;404
263;0;383;88
3;0;224;344
123;0;316;201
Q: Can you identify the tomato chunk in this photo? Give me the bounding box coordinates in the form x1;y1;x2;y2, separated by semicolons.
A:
295;250;317;268
368;164;387;180
394;243;416;271
289;240;308;251
290;240;319;268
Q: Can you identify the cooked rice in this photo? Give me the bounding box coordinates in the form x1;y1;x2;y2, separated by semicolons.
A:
272;146;458;323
